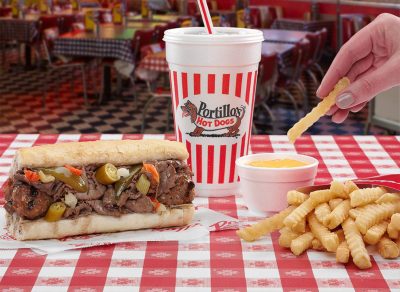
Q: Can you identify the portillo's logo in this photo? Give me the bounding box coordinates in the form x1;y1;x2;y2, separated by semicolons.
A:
181;100;246;137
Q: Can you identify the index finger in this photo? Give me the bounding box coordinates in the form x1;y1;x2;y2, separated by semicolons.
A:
316;20;376;97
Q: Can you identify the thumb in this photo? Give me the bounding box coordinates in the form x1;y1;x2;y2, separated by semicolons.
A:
335;56;400;109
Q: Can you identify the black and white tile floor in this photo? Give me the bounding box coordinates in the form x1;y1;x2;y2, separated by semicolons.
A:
0;50;387;135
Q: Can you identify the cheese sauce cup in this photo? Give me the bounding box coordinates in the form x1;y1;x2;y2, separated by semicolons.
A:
164;27;263;197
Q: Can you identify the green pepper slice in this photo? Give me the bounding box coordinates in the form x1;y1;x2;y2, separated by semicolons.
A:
136;174;150;195
114;164;142;197
41;167;88;193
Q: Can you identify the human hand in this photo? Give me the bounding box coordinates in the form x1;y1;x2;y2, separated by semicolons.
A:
316;13;400;123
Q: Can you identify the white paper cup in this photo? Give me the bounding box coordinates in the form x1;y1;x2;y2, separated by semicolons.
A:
164;27;263;197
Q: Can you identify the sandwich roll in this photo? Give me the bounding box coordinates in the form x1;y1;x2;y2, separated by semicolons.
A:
4;139;195;240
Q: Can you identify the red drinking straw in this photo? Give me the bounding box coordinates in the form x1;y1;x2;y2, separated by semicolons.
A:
197;0;214;34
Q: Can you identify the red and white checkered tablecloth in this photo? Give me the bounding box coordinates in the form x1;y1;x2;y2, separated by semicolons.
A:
0;134;400;291
138;50;169;73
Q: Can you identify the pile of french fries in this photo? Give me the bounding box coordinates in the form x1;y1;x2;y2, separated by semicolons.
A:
237;180;400;269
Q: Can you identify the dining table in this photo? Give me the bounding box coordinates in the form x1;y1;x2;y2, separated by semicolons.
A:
0;12;82;67
262;42;295;68
261;28;310;44
0;14;41;67
54;24;137;101
127;14;183;23
126;21;167;30
0;134;399;291
273;18;335;33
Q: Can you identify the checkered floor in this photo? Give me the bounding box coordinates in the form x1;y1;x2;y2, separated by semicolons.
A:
0;48;387;135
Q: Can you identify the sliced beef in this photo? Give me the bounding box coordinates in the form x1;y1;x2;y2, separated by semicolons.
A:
102;186;117;207
157;178;195;206
51;181;70;201
118;185;141;207
63;202;93;219
125;196;153;213
75;167;105;201
87;200;121;217
156;161;177;195
155;160;194;206
9;184;52;220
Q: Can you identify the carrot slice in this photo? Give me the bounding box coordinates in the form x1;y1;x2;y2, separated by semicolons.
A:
150;197;160;210
65;165;83;176
24;169;40;182
143;163;160;184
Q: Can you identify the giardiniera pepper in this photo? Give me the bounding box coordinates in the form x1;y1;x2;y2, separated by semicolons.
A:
41;167;88;193
114;164;142;197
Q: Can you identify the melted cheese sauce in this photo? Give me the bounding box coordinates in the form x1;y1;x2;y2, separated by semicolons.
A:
248;159;309;168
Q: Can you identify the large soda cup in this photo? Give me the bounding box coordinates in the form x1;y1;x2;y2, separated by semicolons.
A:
164;27;263;197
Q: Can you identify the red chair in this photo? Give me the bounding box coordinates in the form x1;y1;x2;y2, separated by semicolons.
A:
187;1;197;16
275;40;310;117
265;6;278;28
304;32;321;86
59;15;79;34
341;14;372;46
0;7;11;16
248;7;262;28
312;28;327;78
132;29;156;62
341;16;356;45
38;16;61;37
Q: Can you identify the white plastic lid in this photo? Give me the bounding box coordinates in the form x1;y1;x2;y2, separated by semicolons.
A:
164;27;264;45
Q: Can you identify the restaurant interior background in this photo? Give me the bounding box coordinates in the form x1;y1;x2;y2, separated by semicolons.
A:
0;0;399;136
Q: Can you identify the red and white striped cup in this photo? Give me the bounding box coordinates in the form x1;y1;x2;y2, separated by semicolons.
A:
164;27;263;196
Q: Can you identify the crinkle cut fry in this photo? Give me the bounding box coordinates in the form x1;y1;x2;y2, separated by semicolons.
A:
342;218;371;269
287;190;309;206
350;187;386;207
355;203;398;234
329;198;343;210
314;203;331;223
279;227;302;248
330;180;349;199
378;236;399;259
287;77;350;143
284;199;316;229
308;213;339;252
323;200;351;229
376;193;400;204
363;221;389;245
336;241;350;263
290;232;314;256
237;206;296;242
309;189;340;205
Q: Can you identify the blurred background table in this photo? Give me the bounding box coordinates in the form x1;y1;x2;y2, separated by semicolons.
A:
261;28;309;44
54;25;136;101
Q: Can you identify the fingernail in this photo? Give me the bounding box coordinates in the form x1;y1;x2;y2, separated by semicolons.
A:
336;93;354;109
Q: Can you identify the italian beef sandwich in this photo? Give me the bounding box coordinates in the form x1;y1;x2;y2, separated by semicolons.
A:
4;139;195;240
